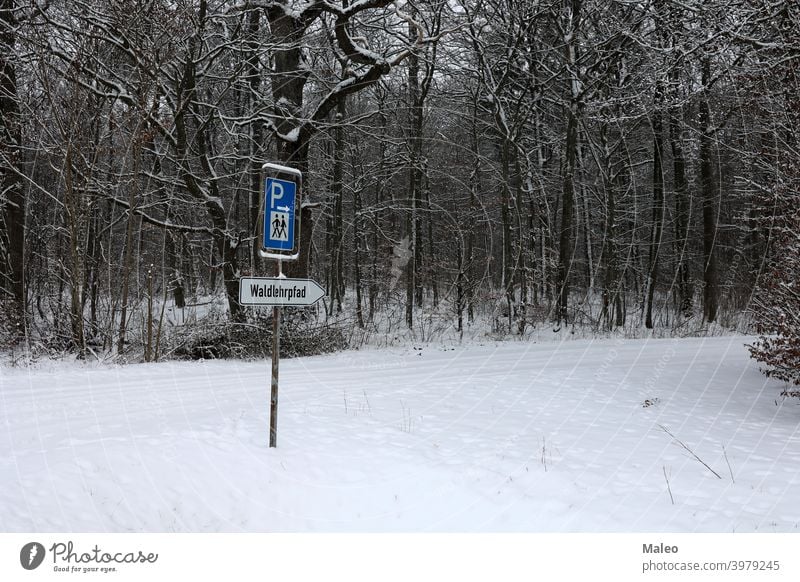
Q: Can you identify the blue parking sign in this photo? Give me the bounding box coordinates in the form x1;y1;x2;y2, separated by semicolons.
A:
263;177;297;253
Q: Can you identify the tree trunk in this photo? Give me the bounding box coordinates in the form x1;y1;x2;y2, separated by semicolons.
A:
699;57;719;324
369;90;388;322
557;0;582;326
354;177;364;328
670;99;692;317
117;148;137;356
245;8;265;275
500;138;514;332
424;175;438;308
266;6;313;280
558;108;578;325
0;0;25;336
578;145;594;296
330;94;345;313
64;146;86;356
645;83;665;329
405;37;424;329
600;124;624;330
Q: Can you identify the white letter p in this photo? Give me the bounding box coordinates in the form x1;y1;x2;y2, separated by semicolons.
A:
270;182;284;208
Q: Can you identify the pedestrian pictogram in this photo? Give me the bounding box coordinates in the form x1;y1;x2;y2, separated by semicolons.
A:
270;212;289;242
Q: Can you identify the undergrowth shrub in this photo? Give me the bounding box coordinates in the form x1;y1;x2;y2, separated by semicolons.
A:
173;308;348;361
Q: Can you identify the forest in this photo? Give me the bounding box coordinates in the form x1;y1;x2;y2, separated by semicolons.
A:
0;0;798;365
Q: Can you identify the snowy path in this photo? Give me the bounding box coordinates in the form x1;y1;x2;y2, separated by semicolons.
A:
2;337;799;532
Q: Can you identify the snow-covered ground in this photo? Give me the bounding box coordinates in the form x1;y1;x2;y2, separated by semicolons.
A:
2;336;798;532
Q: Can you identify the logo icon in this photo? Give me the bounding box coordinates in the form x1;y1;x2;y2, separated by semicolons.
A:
20;542;46;570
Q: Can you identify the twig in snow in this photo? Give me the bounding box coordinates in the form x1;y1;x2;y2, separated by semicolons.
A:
658;424;722;479
541;437;548;472
663;466;675;505
363;389;371;414
399;399;412;433
723;445;735;483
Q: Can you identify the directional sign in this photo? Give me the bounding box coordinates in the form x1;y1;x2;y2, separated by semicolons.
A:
239;277;325;307
261;163;301;259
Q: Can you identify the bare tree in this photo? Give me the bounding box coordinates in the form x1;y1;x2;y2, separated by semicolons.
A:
0;0;28;338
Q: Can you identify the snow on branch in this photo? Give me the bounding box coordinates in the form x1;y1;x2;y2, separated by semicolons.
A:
104;194;216;237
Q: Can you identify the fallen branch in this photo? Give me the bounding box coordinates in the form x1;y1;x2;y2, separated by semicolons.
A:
658;424;722;479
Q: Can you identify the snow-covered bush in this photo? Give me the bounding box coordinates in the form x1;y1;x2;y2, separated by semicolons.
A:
748;175;800;390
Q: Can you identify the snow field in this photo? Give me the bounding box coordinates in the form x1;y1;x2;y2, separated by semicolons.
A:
1;336;799;532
